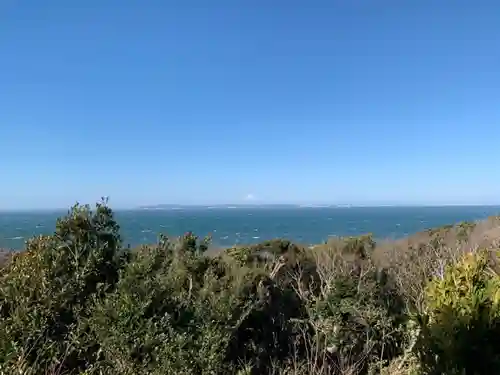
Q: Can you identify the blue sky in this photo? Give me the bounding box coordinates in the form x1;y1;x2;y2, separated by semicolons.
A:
1;1;499;209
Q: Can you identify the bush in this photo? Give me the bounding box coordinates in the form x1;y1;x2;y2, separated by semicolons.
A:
417;249;500;374
0;200;125;373
386;228;469;314
86;233;310;374
86;233;236;374
301;236;407;374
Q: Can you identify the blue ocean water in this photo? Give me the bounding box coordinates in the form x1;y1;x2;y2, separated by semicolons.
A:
1;206;500;250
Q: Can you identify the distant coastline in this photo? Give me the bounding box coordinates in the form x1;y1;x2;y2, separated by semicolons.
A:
137;203;500;210
2;203;500;213
138;204;343;210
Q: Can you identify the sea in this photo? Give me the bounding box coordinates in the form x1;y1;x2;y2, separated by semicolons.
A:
1;205;500;251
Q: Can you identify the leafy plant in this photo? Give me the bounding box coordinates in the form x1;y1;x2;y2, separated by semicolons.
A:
417;249;500;374
0;199;125;373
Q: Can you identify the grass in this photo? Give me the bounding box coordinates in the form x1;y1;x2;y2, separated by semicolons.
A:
1;201;500;374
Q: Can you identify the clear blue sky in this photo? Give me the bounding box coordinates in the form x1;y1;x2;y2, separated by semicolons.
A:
1;1;499;209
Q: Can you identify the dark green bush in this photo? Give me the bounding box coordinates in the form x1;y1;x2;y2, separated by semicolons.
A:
0;200;125;373
86;233;307;374
225;239;303;266
86;233;235;374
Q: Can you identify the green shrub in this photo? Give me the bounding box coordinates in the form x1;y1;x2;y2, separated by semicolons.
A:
417;249;500;374
86;233;308;374
85;233;231;374
0;200;125;373
225;239;303;266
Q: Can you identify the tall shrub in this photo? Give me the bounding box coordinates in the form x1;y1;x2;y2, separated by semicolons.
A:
0;200;125;373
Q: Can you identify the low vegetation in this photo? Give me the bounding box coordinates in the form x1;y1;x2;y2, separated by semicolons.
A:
1;200;500;374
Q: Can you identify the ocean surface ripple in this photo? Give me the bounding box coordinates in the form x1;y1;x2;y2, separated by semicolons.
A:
1;206;499;250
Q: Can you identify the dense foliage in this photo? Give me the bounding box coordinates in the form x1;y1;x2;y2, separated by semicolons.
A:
0;201;499;374
416;250;500;374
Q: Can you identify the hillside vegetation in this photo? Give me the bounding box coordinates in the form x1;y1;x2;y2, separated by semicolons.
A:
1;200;500;374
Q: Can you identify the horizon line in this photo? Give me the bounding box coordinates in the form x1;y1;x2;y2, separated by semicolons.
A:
2;202;500;212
